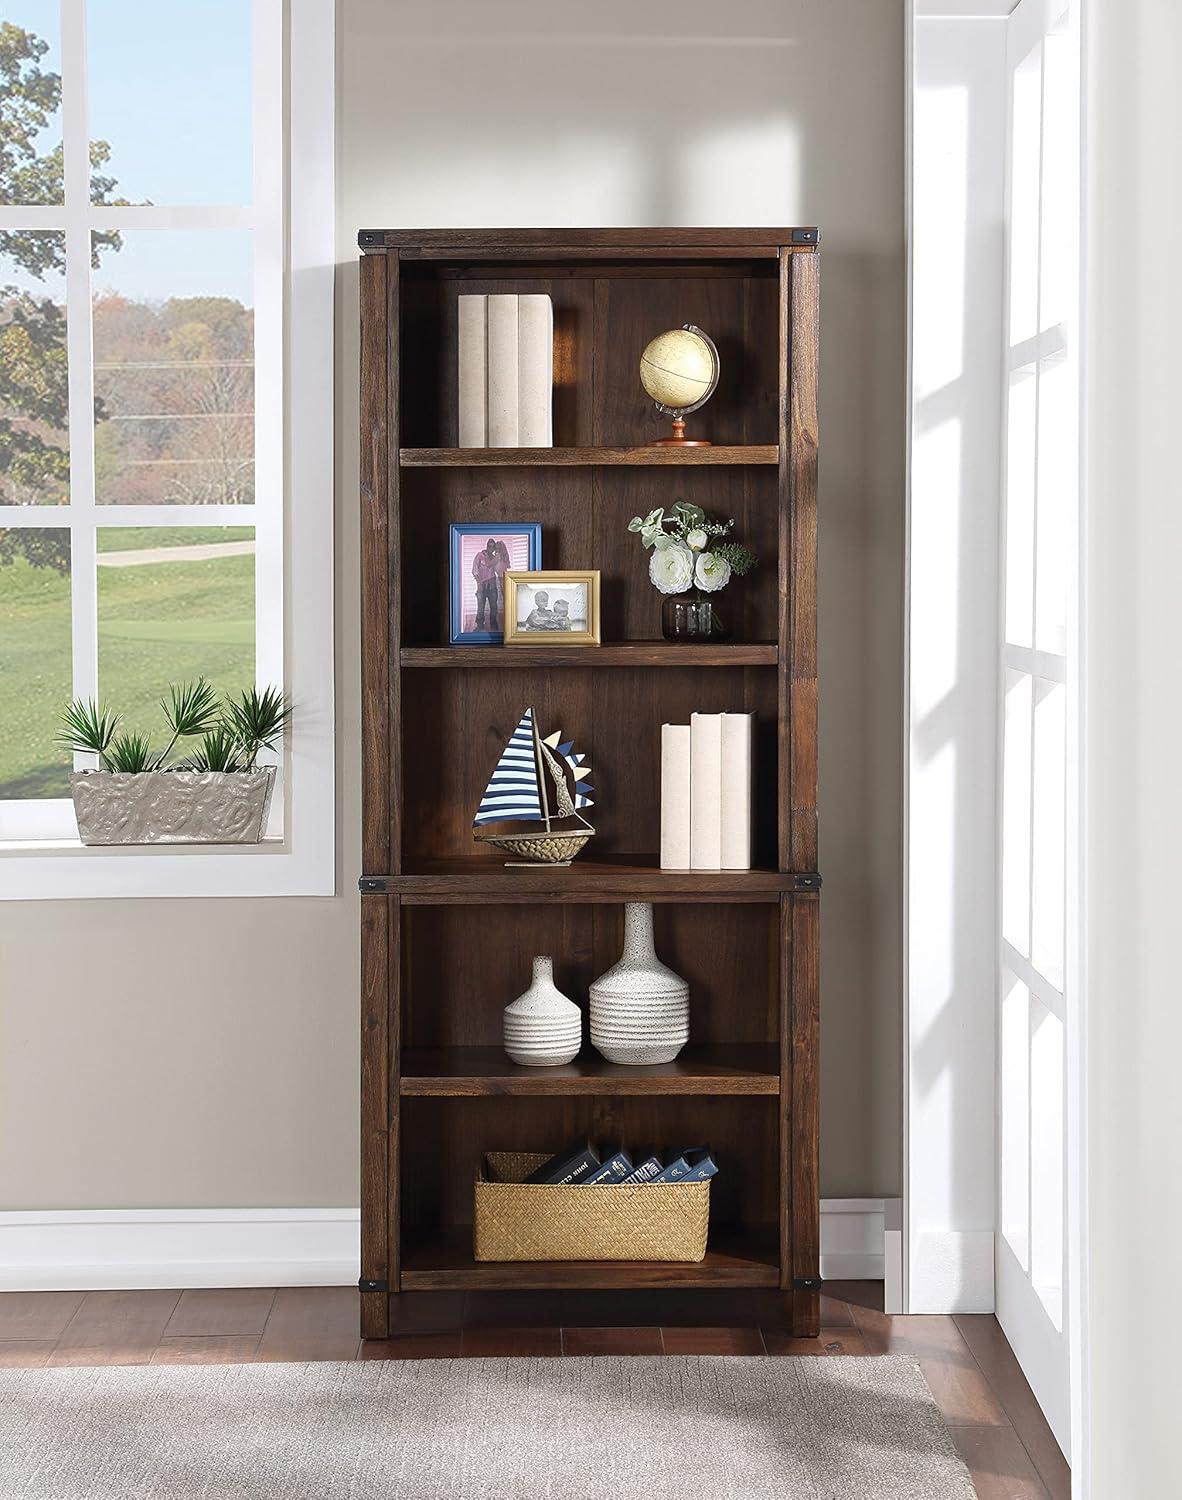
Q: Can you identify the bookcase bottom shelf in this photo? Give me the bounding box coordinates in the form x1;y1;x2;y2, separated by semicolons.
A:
400;1227;780;1290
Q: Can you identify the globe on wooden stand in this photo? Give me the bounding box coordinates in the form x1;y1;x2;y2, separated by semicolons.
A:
639;324;720;446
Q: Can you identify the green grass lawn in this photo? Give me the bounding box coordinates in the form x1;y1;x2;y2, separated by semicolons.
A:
96;526;255;553
1;546;255;799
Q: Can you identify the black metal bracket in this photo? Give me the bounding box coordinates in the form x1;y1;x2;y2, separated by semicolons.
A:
793;872;822;891
793;1276;824;1292
357;230;384;249
359;876;389;893
358;1278;388;1294
790;227;820;246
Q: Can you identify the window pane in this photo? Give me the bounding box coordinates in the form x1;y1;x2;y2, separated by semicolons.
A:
1030;1001;1064;1330
91;230;254;505
1009;44;1042;345
1003;669;1033;956
1035;354;1072;655
97;528;255;746
1005;365;1036;648
1001;971;1031;1271
88;0;252;206
1031;678;1066;988
1039;22;1074;334
0;3;64;206
0;528;72;797
0;233;69;505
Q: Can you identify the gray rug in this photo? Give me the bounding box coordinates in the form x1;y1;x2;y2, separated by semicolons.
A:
0;1356;976;1499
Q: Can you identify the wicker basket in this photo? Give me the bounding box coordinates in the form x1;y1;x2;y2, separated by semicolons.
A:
473;1151;710;1262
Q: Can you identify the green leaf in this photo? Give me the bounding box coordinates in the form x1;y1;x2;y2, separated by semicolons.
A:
161;677;220;739
184;727;246;773
105;731;153;774
56;698;121;763
222;685;291;769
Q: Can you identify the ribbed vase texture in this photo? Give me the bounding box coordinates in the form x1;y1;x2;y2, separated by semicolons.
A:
589;903;689;1065
503;955;582;1067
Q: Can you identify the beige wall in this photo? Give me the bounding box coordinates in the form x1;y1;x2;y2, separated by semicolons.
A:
0;0;903;1209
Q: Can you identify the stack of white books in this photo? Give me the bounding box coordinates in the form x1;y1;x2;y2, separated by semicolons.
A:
660;712;754;871
458;292;553;447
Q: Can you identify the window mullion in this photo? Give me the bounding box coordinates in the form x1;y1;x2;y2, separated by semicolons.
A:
61;0;98;723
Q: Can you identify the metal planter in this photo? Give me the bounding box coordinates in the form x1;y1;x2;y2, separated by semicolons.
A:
70;768;276;846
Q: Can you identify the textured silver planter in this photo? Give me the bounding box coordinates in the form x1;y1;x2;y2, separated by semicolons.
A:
70;768;276;846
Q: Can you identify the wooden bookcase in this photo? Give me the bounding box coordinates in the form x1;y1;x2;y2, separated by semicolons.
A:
357;228;820;1338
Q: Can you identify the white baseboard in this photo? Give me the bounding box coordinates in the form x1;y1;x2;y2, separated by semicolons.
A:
1;1201;902;1299
0;1210;361;1291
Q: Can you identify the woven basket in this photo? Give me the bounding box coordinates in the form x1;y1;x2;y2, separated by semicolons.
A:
473;1151;710;1262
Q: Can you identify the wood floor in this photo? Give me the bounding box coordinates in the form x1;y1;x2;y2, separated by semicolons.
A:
0;1280;1068;1499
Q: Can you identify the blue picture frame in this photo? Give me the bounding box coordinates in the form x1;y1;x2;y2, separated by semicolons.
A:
449;522;542;644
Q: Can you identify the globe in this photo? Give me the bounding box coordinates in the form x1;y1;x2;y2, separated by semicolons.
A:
638;325;720;445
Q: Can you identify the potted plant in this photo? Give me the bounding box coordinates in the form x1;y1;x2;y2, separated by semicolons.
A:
627;501;757;641
58;680;291;845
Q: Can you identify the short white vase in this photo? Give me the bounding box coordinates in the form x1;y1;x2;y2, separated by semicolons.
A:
503;955;582;1067
590;902;690;1065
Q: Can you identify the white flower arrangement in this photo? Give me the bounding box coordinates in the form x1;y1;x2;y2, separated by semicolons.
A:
649;542;696;595
627;502;757;599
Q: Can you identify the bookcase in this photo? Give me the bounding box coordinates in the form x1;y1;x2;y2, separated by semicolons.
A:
357;227;821;1338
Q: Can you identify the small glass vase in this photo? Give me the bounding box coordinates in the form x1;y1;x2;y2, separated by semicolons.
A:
661;591;724;642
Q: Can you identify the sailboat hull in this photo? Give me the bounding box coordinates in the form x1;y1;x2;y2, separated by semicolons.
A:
473;828;593;865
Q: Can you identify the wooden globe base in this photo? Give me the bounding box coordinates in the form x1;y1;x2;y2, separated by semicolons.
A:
651;416;712;447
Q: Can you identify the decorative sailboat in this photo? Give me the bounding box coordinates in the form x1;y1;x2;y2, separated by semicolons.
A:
473;708;595;865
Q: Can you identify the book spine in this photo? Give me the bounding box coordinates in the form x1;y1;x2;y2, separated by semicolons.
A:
689;712;723;870
584;1150;632;1185
457;294;487;447
681;1153;719;1182
652;1156;690;1183
619;1156;662;1185
517;294;553;446
524;1141;600;1185
486;294;520;447
720;712;754;870
660;723;692;870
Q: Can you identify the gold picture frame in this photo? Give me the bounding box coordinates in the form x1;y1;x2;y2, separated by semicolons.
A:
503;570;601;646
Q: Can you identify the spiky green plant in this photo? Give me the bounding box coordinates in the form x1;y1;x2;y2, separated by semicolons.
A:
221;685;292;769
185;726;246;773
56;699;122;768
153;678;220;768
105;732;154;773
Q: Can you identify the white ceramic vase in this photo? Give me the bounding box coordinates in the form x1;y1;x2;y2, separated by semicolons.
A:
590;902;689;1065
503;955;582;1067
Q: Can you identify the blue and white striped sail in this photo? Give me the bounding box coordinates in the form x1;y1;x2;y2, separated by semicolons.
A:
473;709;545;826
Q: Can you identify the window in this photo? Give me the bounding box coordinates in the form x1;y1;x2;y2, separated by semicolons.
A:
0;1;334;895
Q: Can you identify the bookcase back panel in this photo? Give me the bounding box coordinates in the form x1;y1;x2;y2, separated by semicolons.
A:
401;903;779;1051
400;1095;779;1233
400;466;778;647
397;270;778;449
400;667;777;862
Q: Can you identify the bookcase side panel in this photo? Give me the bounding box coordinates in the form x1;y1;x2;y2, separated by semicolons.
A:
360;251;389;874
360;893;389;1337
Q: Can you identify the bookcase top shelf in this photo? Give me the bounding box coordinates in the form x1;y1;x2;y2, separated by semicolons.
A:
401;1045;780;1098
401;644;778;669
360;857;820;903
359;226;818;252
399;446;778;467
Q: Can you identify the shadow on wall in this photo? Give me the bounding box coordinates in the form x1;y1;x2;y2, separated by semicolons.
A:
340;0;905;1198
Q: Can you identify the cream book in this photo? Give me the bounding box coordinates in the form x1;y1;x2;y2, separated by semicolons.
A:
689;712;723;870
720;711;754;870
457;294;487;447
660;723;692;870
486;294;520;446
517;294;553;446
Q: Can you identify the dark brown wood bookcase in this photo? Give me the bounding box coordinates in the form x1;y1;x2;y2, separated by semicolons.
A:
357;227;820;1339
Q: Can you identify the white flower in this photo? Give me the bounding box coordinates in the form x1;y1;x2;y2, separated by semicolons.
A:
686;528;708;552
694;551;731;592
649;542;695;595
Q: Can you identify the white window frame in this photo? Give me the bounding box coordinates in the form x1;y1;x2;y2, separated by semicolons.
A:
0;0;335;899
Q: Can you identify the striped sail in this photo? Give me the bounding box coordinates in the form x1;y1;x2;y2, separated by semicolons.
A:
473;710;545;826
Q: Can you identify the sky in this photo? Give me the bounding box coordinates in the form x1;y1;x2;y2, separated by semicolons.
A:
4;1;254;303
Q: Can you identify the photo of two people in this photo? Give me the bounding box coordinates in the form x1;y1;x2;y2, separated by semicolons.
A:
515;582;588;634
450;524;540;642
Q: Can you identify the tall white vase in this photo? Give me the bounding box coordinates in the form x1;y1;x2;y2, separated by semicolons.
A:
503;955;582;1067
590;902;689;1065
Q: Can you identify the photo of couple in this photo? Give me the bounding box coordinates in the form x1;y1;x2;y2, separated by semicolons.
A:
450;524;541;643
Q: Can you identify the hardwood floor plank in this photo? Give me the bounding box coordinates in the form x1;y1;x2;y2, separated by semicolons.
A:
822;1279;884;1312
459;1326;563;1358
254;1287;361;1363
151;1337;261;1365
660;1326;766;1354
850;1309;1008;1426
0;1291;85;1342
48;1344;156;1367
388;1292;467;1333
762;1327;867;1355
952;1425;1050;1500
164;1289;276;1339
819;1294;855;1328
561;1326;664;1356
359;1332;463;1360
54;1290;181;1352
0;1340;56;1368
954;1316;1071;1500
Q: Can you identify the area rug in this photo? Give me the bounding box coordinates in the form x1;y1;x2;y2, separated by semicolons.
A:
0;1356;977;1499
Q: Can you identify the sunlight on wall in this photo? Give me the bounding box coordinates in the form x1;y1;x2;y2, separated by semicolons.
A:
913;87;968;397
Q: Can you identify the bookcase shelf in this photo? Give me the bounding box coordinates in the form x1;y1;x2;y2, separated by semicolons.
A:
401;643;778;669
359;227;820;1342
400;1045;780;1097
399;445;778;467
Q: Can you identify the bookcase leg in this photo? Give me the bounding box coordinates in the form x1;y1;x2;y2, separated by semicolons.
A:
360;1290;389;1341
791;1288;820;1339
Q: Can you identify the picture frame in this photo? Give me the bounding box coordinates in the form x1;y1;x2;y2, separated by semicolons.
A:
503;570;602;647
449;523;542;644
